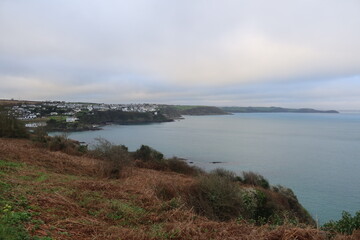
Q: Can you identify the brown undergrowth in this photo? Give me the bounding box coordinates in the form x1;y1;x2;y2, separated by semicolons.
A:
0;138;356;239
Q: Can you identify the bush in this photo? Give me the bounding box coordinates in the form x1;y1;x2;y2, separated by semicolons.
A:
88;138;132;178
240;188;270;223
0;113;28;138
166;157;203;176
30;127;48;144
133;145;168;171
185;174;243;221
154;181;181;201
323;211;360;235
242;171;270;189
31;131;88;156
210;168;239;181
270;185;315;225
134;145;164;162
47;134;70;151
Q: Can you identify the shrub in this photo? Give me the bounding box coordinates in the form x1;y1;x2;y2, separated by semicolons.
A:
88;138;132;178
47;134;86;155
242;171;270;189
183;171;310;225
134;145;164;162
166;157;203;176
322;211;360;235
154;181;181;201
270;185;315;225
240;189;265;219
30;127;48;144
133;145;168;171
185;174;243;221
210;168;239;181
31;131;87;156
47;134;70;151
0;112;28;138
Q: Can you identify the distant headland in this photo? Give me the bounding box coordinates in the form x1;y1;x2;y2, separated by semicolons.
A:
220;106;339;114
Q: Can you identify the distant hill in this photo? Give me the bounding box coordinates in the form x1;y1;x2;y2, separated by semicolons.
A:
221;106;339;114
160;105;228;116
0;99;41;106
180;106;228;115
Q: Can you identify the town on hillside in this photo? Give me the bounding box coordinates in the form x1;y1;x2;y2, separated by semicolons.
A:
2;101;161;129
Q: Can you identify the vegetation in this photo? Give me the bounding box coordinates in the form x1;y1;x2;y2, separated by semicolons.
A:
45;118;98;132
0;160;52;240
178;106;228;115
185;173;244;221
242;171;270;189
78;110;171;125
42;110;173;132
0;112;29;138
323;211;360;235
87;138;132;178
0;136;358;239
158;105;228;117
181;169;313;225
133;145;202;175
165;157;203;175
134;145;164;162
31;131;87;156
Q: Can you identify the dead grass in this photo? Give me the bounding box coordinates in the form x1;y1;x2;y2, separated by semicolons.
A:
0;138;100;176
0;138;356;239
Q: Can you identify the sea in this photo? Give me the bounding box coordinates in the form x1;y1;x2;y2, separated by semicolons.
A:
51;112;360;224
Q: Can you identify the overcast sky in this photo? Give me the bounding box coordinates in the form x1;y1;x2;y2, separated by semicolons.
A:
1;0;359;109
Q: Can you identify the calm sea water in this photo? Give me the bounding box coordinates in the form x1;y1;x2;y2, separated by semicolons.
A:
52;113;360;223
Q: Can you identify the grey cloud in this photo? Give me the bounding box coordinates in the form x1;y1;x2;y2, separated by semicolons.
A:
0;0;359;108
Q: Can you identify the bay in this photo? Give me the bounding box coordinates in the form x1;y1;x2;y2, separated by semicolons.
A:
51;112;360;223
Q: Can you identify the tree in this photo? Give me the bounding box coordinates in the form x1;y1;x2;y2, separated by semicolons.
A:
0;112;28;138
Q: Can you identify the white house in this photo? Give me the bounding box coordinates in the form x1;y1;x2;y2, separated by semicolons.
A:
66;117;79;123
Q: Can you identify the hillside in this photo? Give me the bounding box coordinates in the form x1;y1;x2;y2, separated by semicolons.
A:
180;106;228;115
159;105;228;117
0;138;358;239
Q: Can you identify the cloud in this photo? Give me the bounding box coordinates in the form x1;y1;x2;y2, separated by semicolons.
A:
0;0;359;107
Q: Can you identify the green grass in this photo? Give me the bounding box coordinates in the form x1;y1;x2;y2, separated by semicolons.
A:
149;223;180;239
78;191;104;208
0;160;22;172
107;199;146;225
20;172;48;182
0;159;52;240
49;116;67;122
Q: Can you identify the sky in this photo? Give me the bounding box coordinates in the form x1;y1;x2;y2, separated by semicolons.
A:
0;0;360;110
